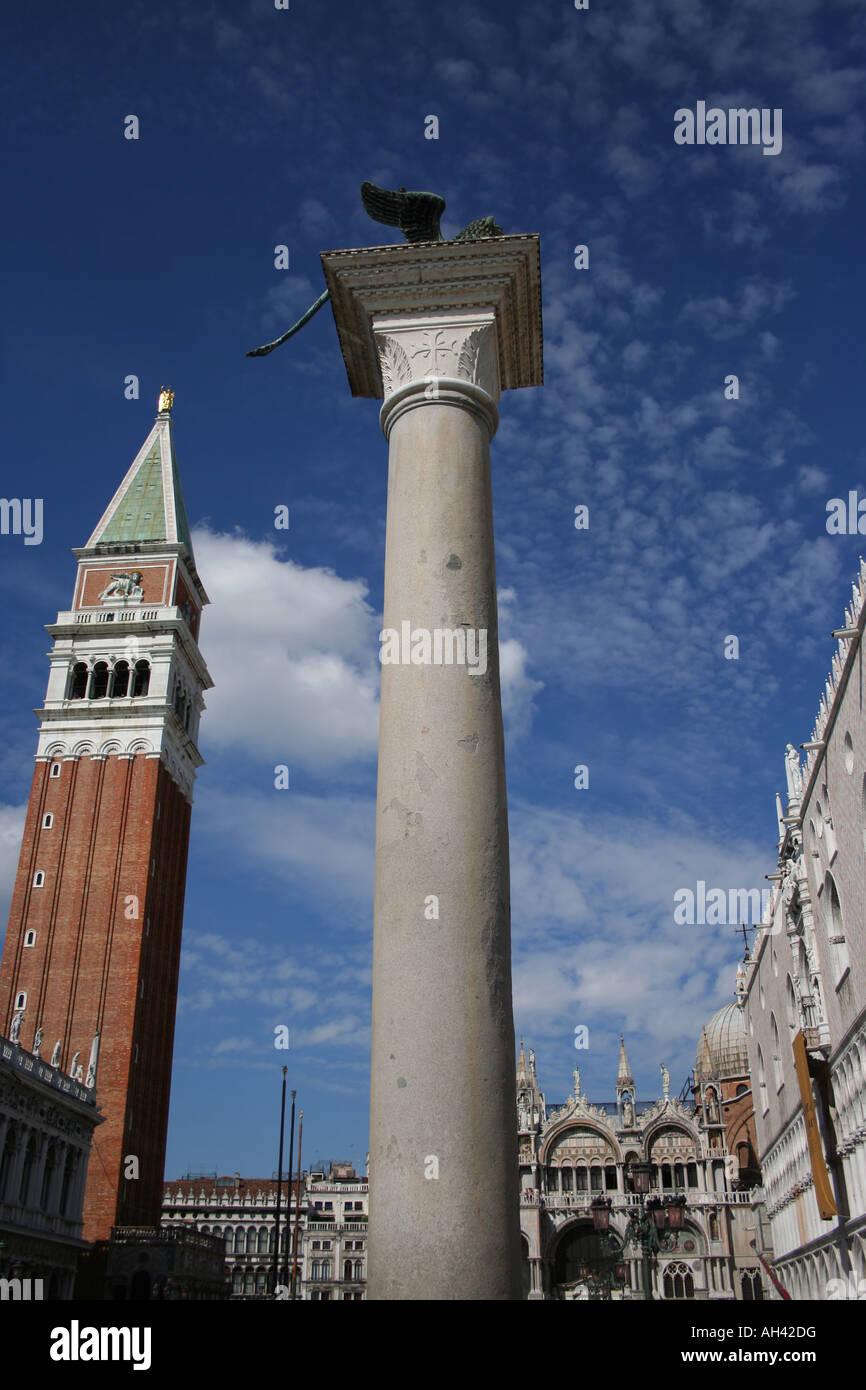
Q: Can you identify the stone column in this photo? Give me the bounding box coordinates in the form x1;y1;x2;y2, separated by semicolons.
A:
322;236;543;1300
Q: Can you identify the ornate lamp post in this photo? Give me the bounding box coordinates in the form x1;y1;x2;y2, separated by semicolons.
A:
557;1199;628;1301
591;1167;688;1300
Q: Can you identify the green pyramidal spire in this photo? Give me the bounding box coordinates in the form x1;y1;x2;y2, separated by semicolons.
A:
86;388;194;559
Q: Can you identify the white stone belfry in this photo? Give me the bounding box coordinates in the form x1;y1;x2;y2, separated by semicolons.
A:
322;235;543;1300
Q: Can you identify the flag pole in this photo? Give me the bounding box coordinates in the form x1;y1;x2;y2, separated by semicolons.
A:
290;1110;304;1299
282;1089;296;1287
272;1066;287;1295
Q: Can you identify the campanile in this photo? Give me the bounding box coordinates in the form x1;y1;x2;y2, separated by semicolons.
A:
0;389;212;1241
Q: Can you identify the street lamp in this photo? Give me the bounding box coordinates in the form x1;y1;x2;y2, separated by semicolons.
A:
570;1206;626;1302
590;1166;689;1300
590;1195;611;1233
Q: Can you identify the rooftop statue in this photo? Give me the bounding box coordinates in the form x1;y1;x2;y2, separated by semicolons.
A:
246;182;503;358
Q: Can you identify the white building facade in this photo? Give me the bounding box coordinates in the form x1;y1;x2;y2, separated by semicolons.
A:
0;1032;102;1299
516;1036;771;1301
161;1162;368;1299
743;560;866;1300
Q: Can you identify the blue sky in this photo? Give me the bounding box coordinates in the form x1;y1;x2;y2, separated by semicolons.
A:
1;0;865;1179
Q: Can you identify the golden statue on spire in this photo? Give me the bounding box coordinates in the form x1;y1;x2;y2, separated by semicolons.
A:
157;386;174;413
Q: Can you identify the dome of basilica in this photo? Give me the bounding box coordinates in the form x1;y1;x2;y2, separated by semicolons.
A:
695;1001;749;1081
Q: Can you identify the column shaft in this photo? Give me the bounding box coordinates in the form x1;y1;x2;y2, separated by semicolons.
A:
368;381;521;1300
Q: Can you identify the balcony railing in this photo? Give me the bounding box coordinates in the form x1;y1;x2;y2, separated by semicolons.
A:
114;1226;224;1251
53;606;183;628
307;1220;368;1233
0;1200;83;1241
520;1188;764;1210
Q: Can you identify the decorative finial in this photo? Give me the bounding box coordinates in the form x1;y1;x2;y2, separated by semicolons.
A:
158;386;174;414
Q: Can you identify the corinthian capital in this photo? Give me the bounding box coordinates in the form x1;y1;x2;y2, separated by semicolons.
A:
373;311;500;401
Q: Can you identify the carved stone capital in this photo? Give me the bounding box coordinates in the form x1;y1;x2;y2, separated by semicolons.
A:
373;311;500;401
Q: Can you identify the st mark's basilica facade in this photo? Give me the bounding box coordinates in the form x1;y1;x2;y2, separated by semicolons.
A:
517;1003;772;1300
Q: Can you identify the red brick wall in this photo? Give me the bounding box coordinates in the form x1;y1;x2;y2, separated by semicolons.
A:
172;569;201;642
75;563;172;609
721;1079;760;1172
0;754;192;1241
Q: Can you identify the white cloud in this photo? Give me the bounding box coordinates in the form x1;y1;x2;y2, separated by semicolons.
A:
177;930;370;1051
681;279;795;339
0;803;26;924
776;162;846;212
194;529;380;768
509;801;772;1088
500;638;544;741
196;787;375;913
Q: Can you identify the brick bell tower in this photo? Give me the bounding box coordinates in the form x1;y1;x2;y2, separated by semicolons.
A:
0;388;212;1241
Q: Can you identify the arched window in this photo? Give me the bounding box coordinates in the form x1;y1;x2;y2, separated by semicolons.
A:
112;660;130;698
258;1228;269;1253
823;873;850;982
232;1268;243;1295
663;1261;695;1300
24;930;36;947
19;1131;39;1205
14;990;27;1010
42;813;53;829
0;1125;18;1201
50;762;61;778
89;662;109;699
770;1013;783;1090
737;1141;756;1184
33;871;45;887
225;1228;234;1253
353;1259;363;1280
605;1163;617;1191
575;1166;588;1192
344;1259;352;1281
624;1153;640;1193
741;1269;764;1301
132;660;150;697
69;662;89;699
757;1046;768;1112
560;1166;573;1192
590;1165;603;1192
